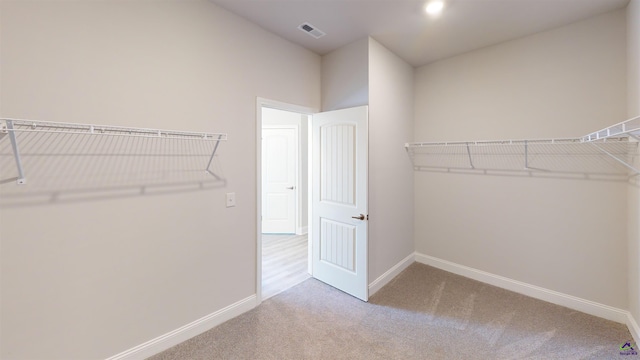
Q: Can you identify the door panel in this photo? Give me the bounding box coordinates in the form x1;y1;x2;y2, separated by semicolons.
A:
312;106;368;301
320;124;356;205
320;218;356;272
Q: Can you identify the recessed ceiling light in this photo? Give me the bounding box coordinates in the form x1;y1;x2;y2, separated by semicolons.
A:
425;1;445;15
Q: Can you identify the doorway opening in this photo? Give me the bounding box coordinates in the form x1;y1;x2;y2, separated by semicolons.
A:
257;99;314;301
257;100;369;303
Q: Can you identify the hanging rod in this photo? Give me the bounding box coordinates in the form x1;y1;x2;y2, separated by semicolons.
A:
406;138;586;174
406;137;582;148
1;118;227;185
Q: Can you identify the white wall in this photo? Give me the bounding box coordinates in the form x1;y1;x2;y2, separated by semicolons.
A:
367;38;415;285
321;38;369;112
414;10;628;308
0;1;320;359
627;0;640;336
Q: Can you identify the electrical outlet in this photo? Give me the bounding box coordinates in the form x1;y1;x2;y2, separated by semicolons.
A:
226;192;236;207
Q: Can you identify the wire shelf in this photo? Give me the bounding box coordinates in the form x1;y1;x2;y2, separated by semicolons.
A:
406;116;640;178
582;116;640;142
1;118;227;141
0;118;227;188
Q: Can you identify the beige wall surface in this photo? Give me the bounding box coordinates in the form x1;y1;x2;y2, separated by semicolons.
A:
415;10;627;141
0;1;320;359
414;10;628;308
367;38;415;284
321;38;369;112
627;0;640;329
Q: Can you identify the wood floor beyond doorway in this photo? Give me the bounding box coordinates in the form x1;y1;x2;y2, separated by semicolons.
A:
262;233;310;300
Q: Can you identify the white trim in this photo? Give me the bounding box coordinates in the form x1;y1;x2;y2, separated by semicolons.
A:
257;97;317;115
256;99;263;305
307;120;313;276
105;295;257;360
415;252;629;324
628;313;640;345
297;118;305;237
368;252;415;296
297;226;308;235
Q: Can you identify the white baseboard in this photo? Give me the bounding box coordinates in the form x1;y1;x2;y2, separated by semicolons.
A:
368;252;415;297
628;313;640;345
106;295;257;360
415;252;629;324
297;226;308;235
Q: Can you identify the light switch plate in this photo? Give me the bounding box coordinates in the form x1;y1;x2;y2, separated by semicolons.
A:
226;192;236;207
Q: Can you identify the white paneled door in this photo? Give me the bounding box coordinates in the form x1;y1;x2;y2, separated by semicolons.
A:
311;106;368;301
262;127;297;234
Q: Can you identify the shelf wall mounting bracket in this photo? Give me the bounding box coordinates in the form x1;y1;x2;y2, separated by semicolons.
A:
589;142;640;176
466;142;475;169
5;120;27;184
524;140;529;169
205;134;224;179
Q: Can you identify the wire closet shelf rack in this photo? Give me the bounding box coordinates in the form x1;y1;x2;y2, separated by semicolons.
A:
405;116;640;178
0;118;227;186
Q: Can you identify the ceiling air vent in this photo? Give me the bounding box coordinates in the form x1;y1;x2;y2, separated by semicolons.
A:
298;22;326;39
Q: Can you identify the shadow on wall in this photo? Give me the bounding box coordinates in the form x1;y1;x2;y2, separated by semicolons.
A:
0;124;227;208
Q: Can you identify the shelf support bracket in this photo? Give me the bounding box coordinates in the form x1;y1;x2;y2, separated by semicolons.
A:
205;134;224;180
466;142;475;169
589;142;640;176
5;120;27;184
524;140;529;169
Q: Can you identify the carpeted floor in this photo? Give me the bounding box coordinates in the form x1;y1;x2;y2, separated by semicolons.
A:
149;263;633;360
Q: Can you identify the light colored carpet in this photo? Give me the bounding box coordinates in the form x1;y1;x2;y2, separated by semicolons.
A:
149;263;632;359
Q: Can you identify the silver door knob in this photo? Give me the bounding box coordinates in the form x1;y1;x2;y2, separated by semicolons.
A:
351;214;365;221
286;186;295;190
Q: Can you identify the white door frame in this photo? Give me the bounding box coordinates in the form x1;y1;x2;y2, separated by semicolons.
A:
256;97;317;304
